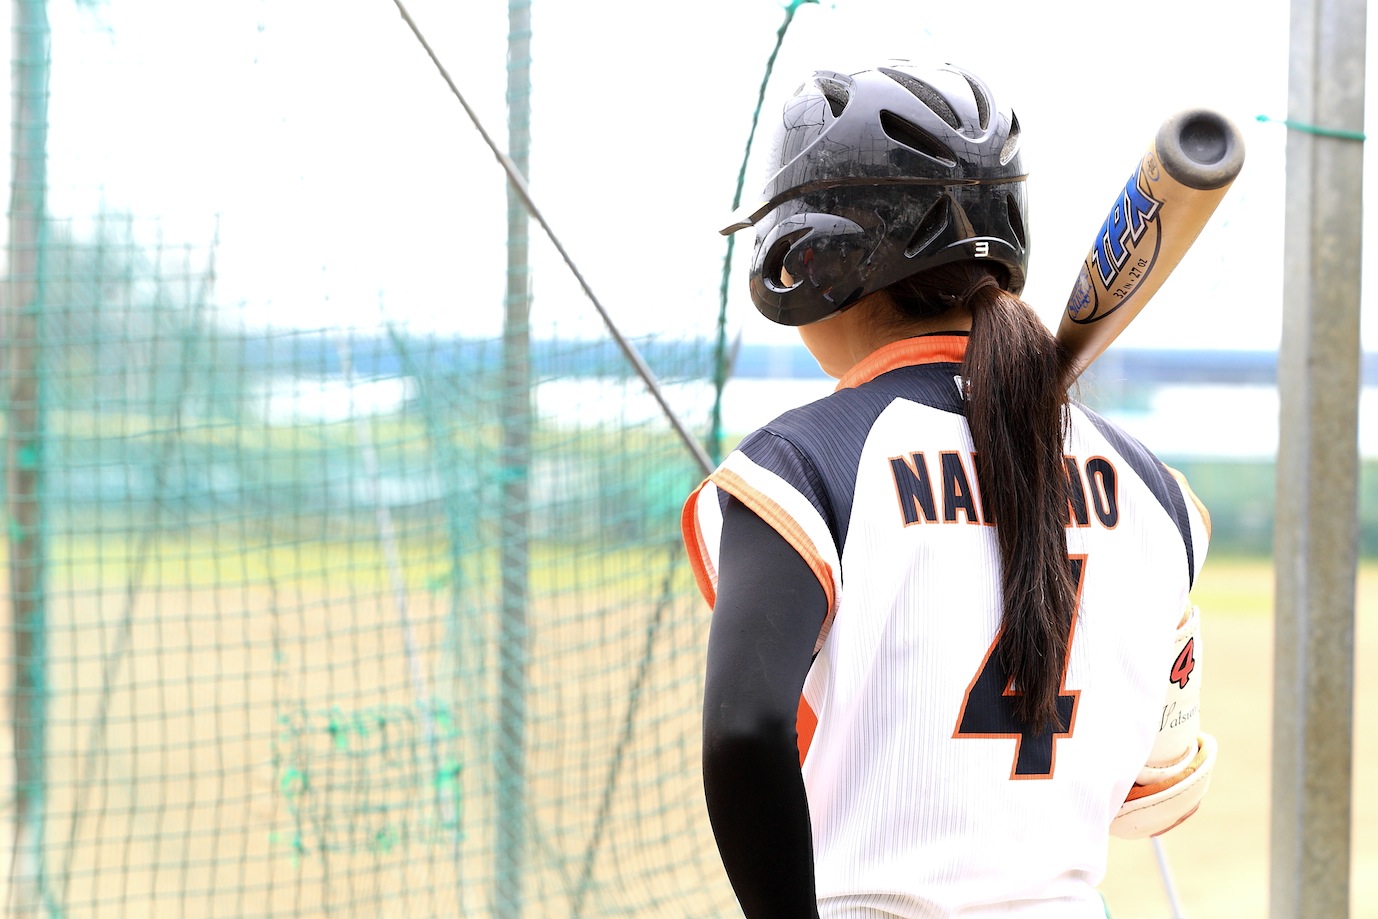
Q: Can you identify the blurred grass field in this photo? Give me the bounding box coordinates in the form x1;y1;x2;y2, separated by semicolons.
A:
1097;556;1377;919
3;535;1371;917
0;537;728;917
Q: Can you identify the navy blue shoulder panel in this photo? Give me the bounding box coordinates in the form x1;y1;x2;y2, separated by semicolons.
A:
1080;404;1197;586
734;362;965;556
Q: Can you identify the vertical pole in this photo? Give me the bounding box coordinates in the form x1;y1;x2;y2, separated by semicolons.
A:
1271;0;1364;916
4;0;49;912
497;2;531;917
4;0;48;913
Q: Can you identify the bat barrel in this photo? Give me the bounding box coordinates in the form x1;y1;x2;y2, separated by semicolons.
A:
1155;109;1246;191
1057;107;1247;383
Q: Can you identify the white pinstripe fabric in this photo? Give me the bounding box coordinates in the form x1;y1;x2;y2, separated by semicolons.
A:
687;371;1208;917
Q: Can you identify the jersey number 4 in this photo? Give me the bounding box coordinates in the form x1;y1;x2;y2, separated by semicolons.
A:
952;556;1087;779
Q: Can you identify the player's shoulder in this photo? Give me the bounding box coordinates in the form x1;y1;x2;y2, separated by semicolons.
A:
1070;400;1207;578
752;362;965;449
1069;401;1166;468
1068;401;1182;492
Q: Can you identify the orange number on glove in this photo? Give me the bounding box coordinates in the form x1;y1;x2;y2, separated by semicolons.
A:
1169;637;1196;688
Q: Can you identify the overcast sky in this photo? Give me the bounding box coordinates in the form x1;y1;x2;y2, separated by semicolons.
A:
32;0;1372;356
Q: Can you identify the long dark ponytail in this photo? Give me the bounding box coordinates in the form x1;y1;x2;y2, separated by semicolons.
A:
889;262;1075;732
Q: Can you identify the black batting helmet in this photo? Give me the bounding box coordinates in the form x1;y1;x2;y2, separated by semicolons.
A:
723;61;1029;326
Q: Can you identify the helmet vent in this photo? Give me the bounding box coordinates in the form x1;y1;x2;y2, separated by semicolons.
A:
1005;192;1027;249
880;111;957;167
763;227;812;290
817;77;850;119
959;74;991;131
879;68;960;129
1000;112;1022;164
905;196;952;258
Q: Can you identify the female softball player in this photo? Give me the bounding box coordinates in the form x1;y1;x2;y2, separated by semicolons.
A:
682;60;1216;918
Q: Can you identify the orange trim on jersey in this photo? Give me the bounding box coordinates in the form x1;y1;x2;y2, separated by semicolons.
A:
951;554;1088;780
835;335;969;391
680;481;718;607
710;466;838;619
950;633;1082;781
1165;465;1212;539
796;697;818;766
1084;455;1121;532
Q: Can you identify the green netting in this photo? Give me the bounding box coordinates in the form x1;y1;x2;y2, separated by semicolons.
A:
0;1;815;916
3;224;735;918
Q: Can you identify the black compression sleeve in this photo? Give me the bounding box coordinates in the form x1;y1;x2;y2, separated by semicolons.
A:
702;496;828;919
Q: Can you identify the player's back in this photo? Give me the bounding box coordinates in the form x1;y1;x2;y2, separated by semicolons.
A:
768;356;1205;916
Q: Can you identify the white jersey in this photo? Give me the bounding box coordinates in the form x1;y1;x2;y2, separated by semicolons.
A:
683;336;1210;918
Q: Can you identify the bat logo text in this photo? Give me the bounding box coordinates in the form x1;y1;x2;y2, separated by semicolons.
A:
1066;158;1165;324
1093;164;1163;287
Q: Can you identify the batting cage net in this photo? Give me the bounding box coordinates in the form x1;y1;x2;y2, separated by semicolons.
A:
0;1;809;915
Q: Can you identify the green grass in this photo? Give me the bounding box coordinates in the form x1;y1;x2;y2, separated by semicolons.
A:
1193;556;1275;617
1193;554;1378;619
17;532;696;601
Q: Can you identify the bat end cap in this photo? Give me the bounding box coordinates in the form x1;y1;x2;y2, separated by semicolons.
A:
1157;109;1246;190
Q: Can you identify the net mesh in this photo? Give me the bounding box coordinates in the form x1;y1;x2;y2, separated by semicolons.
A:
0;1;758;915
